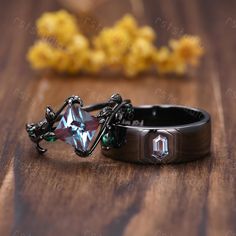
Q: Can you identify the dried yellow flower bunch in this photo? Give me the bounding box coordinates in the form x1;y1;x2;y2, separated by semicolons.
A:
27;10;204;77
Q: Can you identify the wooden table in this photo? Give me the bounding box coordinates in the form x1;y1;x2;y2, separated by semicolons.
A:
0;0;235;235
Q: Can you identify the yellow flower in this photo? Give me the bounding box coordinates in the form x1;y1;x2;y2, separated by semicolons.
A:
123;38;154;77
123;55;139;77
123;38;154;76
124;56;149;77
137;26;156;42
67;34;89;52
169;35;204;65
95;28;131;53
153;47;172;73
153;47;186;74
170;54;186;74
115;14;138;36
27;41;57;69
130;38;154;58
93;27;131;66
60;34;89;73
51;50;85;74
84;50;106;73
37;10;79;45
67;34;89;66
28;11;204;77
51;50;72;72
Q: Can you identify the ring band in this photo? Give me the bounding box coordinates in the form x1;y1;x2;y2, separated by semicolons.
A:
101;105;211;164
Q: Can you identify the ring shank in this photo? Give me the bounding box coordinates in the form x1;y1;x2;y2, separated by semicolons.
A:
102;105;211;164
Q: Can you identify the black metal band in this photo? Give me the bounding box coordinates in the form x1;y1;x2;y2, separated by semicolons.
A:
101;105;211;164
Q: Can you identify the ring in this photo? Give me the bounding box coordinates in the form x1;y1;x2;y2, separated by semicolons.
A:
26;94;133;157
101;105;211;164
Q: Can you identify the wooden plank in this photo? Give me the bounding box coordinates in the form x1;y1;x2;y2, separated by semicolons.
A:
0;0;235;235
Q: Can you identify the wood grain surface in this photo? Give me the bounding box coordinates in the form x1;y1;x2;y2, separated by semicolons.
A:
0;0;235;236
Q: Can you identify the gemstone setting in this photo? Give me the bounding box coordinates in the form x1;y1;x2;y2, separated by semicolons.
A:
54;104;99;151
152;134;168;160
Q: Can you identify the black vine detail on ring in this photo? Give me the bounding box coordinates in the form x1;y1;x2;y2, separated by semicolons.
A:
25;94;133;157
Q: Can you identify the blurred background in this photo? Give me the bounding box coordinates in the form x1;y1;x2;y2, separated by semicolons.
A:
0;0;236;236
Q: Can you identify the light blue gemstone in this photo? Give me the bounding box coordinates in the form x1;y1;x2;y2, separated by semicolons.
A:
55;104;99;151
152;135;168;160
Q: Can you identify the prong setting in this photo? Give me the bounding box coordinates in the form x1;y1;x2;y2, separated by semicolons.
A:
25;94;133;158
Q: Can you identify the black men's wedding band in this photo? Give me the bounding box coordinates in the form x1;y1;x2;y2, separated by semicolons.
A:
101;105;211;164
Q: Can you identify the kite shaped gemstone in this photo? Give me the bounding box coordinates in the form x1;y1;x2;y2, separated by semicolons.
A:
54;104;99;151
152;134;168;159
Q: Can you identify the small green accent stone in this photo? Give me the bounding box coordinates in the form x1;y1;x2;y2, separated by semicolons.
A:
102;133;114;147
102;134;109;146
29;129;34;135
45;136;57;142
127;107;132;113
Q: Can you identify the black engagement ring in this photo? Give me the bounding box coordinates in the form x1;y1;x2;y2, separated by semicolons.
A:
26;94;133;157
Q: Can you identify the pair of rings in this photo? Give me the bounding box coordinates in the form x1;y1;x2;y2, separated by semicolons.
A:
26;94;211;164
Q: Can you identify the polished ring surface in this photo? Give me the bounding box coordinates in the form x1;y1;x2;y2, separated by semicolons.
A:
26;94;133;157
101;105;211;164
